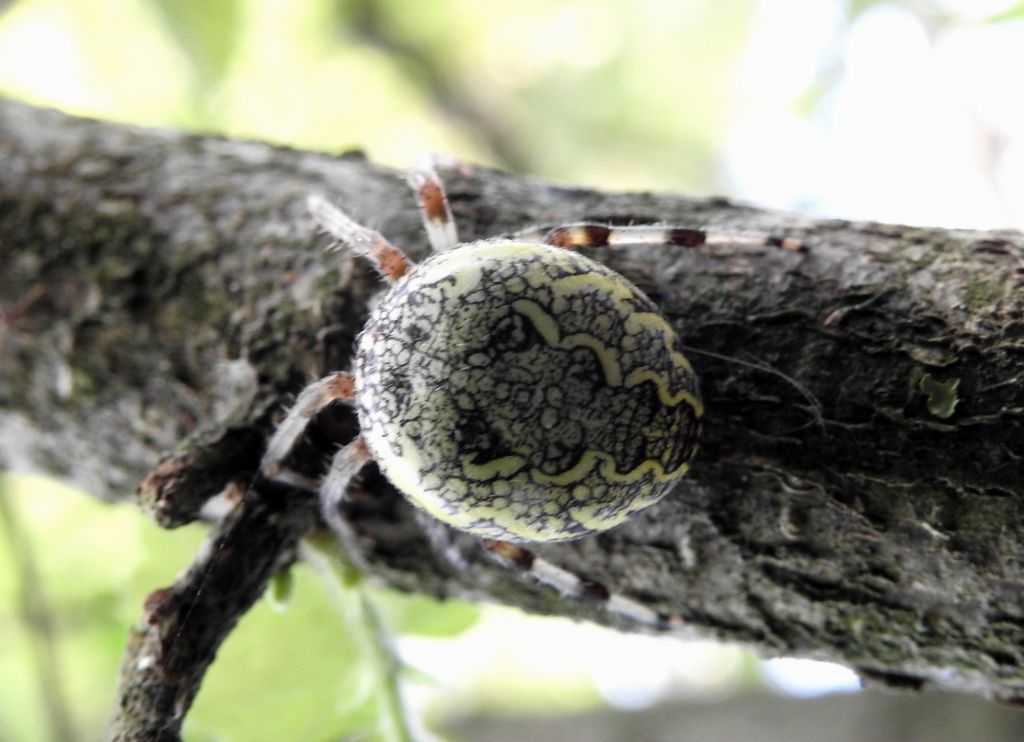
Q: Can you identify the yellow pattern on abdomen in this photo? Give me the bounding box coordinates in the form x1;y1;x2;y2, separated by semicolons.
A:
356;241;701;543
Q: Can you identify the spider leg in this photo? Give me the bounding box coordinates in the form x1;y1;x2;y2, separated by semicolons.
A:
307;195;413;281
514;222;805;253
482;539;685;631
406;155;459;252
260;371;371;554
318;436;373;546
260;371;355;484
261;377;373;547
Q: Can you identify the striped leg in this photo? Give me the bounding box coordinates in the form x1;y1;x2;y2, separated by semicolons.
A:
482;539;685;630
260;371;356;488
307;195;413;281
318;437;373;547
406;156;459;253
258;371;371;553
514;223;805;253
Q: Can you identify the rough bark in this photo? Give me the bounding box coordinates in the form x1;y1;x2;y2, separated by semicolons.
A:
2;98;1023;735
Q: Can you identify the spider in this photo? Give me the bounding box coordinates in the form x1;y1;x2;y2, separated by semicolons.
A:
260;161;804;629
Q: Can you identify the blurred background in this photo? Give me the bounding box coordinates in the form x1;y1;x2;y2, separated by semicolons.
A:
3;0;1024;740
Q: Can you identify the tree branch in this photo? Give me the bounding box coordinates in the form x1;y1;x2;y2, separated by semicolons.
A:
2;97;1024;730
108;482;318;740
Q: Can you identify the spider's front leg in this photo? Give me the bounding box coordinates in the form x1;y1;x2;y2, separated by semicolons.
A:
258;370;373;546
259;371;357;487
306;196;414;281
263;191;421;541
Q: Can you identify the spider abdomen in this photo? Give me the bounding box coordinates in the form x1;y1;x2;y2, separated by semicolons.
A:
355;241;702;542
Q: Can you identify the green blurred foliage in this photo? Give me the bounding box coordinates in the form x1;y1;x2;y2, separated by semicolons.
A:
145;0;240;85
0;473;479;741
0;0;1016;186
986;1;1024;20
0;473;194;740
0;0;764;191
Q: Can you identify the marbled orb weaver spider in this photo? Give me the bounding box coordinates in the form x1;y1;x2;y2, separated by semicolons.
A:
261;162;803;629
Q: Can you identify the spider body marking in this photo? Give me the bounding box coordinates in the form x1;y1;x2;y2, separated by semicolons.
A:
356;238;702;542
261;161;804;628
